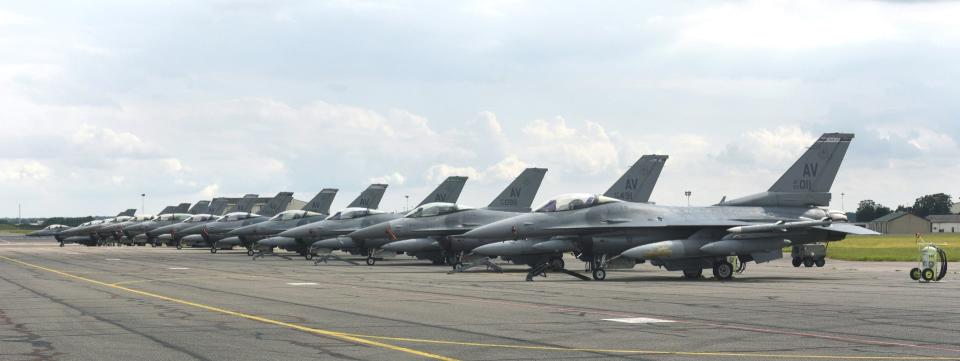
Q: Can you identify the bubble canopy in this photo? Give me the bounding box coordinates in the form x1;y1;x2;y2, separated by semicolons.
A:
217;212;258;222
269;210;324;221
185;214;219;223
403;202;473;218
534;193;620;213
325;208;385;221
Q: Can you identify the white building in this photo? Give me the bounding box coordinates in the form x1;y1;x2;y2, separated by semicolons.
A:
928;214;960;233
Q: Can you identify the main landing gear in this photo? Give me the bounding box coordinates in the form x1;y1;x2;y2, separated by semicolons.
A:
713;260;734;280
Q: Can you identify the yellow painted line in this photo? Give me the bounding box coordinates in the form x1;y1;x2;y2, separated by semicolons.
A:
342;334;956;360
0;255;457;361
2;255;955;361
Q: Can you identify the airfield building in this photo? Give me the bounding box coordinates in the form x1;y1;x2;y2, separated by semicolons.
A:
928;214;960;233
867;212;931;235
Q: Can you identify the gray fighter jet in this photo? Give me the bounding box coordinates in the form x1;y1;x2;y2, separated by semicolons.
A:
146;213;221;249
119;203;193;243
55;209;137;246
227;188;339;257
173;194;263;249
174;192;294;251
462;133;877;281
278;176;468;264
188;200;211;215
469;155;668;278
27;224;71;237
347;168;546;266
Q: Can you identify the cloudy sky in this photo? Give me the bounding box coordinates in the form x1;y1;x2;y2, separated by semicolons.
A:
2;0;959;217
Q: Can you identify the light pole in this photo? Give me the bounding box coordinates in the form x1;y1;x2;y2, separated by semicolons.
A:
141;193;146;214
684;191;692;207
841;192;845;213
404;195;410;211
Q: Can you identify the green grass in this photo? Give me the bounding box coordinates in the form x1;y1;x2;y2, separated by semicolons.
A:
825;234;960;262
0;224;35;234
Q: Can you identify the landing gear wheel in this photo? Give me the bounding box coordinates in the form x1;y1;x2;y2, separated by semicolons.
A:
210;247;217;254
791;257;801;267
910;268;921;281
445;254;458;266
176;243;183;250
682;268;703;279
713;261;734;280
922;268;935;282
814;258;825;267
59;242;65;247
453;262;464;272
803;257;814;268
305;253;314;261
592;268;607;281
549;257;565;271
247;249;255;256
366;257;376;266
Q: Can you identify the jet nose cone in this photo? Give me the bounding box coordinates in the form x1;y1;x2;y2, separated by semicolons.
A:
349;223;388;240
278;227;304;238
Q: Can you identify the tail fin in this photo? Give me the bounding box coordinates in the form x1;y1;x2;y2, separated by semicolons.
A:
117;209;137;217
769;133;853;193
302;188;338;214
347;184;388;209
208;198;229;215
173;203;191;213
724;133;854;207
603;154;668;203
486;168;547;211
235;194;260;213
188;200;211;215
258;192;294;217
417;176;468;207
157;205;177;215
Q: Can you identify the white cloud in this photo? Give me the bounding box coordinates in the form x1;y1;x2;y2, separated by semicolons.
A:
368;172;406;185
0;160;52;181
425;164;481;184
200;184;220;198
0;9;33;26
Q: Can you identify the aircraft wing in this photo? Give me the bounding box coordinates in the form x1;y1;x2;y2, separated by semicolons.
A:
813;223;880;235
542;219;752;233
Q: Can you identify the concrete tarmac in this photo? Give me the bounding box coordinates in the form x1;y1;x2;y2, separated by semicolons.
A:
1;235;959;361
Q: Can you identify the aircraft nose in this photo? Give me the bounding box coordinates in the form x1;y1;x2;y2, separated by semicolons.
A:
349;223;389;240
460;219;516;240
278;227;304;238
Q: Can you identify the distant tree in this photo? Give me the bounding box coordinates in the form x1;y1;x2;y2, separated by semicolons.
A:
896;205;913;214
912;193;953;217
856;200;893;222
41;217;94;227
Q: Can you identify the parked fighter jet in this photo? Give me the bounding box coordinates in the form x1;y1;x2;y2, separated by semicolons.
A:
146;213;221;249
469;155;668;278
54;209;137;246
348;168;546;266
462;133;877;281
278;176;468;263
173;194;262;249
27;224;71;237
119;204;191;242
228;188;338;257
188;200;211;214
176;192;294;251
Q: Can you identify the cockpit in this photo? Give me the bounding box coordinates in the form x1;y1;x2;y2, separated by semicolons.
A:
326;208;384;220
185;214;218;223
133;215;155;221
534;194;620;213
43;224;68;230
218;212;258;222
269;210;323;221
403;203;472;218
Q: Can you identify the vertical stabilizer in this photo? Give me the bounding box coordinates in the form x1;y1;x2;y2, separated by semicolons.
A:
157;205;177;215
208;198;229;215
173;203;191;213
235;194;260;213
486;168;548;211
259;192;294;217
604;155;668;203
188;200;211;215
117;209;137;217
347;184;388;209
302;188;338;214
769;133;854;193
417;176;468;207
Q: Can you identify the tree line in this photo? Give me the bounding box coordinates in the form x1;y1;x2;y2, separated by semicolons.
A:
856;193;953;222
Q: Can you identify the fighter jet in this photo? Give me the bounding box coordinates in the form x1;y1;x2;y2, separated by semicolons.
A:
27;224;71;237
146;213;221;249
54;209;137;246
227;188;339;257
348;168;547;266
188;200;211;214
173;194;262;249
469;155;667;278
176;192;295;251
278;176;468;264
462;133;877;281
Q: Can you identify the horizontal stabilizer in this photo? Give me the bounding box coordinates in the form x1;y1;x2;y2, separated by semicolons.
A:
813;223;880;235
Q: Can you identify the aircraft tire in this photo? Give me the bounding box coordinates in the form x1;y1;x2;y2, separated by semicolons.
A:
922;268;935;282
454;262;464;272
682;268;703;279
210;247;217;254
910;268;921;281
815;258;825;267
791;258;802;267
176;243;182;250
366;257;376;266
713;261;734;280
247;249;255;256
803;257;814;267
305;253;314;260
59;242;64;247
592;268;606;281
549;257;565;271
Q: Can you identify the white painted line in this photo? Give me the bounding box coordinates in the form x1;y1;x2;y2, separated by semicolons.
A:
168;267;190;270
105;258;121;261
286;282;317;286
603;317;675;324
